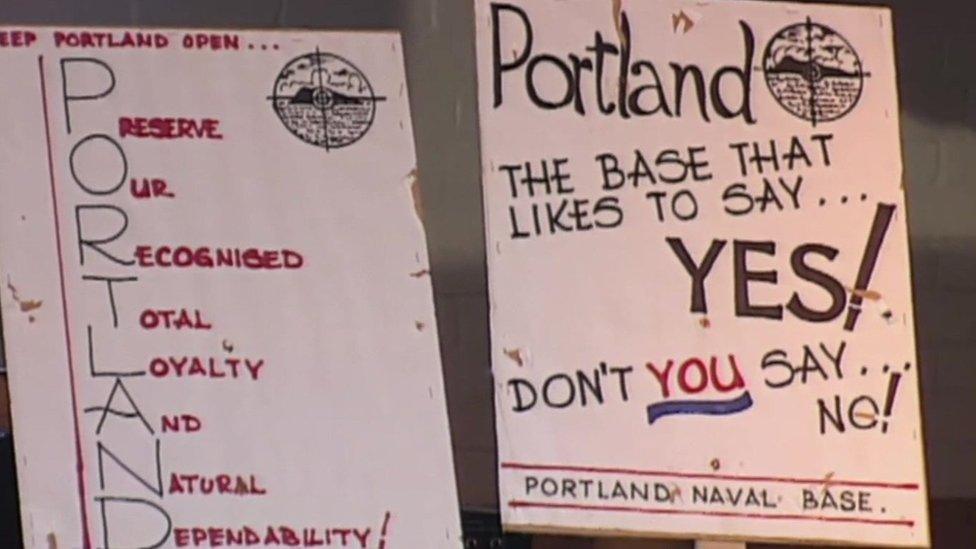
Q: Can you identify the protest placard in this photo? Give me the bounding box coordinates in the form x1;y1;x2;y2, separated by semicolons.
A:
0;27;462;548
475;1;928;545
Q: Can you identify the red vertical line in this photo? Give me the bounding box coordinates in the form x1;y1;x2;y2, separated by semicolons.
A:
38;55;93;549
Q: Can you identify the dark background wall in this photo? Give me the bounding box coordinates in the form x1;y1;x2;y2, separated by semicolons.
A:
1;0;974;546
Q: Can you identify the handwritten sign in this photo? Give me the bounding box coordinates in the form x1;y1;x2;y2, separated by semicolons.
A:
0;27;462;548
475;0;928;546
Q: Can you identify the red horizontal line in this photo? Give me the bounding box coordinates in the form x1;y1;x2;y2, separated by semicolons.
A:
500;462;920;491
509;501;915;528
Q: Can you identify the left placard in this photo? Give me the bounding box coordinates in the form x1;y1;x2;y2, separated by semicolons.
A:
0;27;462;548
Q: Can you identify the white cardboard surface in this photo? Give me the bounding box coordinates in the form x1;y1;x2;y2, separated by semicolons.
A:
0;27;462;548
475;1;929;546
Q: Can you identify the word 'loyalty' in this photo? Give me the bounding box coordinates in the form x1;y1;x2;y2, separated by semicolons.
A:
491;3;756;122
645;354;753;424
148;356;265;380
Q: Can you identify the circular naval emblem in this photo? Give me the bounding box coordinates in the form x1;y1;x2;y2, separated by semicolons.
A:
763;18;865;125
270;49;383;149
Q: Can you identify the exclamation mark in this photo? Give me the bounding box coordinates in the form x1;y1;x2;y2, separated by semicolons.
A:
844;203;896;331
881;368;902;434
378;511;392;549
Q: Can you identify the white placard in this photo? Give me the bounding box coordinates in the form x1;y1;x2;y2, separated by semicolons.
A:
475;0;929;546
0;27;462;548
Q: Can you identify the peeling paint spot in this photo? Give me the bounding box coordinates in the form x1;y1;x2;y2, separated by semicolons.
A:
415;321;426;332
669;484;682;502
821;472;836;495
672;10;695;34
7;277;43;317
20;215;25;221
699;317;710;328
405;168;426;227
850;288;882;301
882;309;894;322
504;348;524;367
409;269;431;279
709;458;720;471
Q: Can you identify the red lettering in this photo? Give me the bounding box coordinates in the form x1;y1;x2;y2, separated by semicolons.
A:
169;474;185;495
264;527;281;545
140;309;159;329
677;358;709;394
131;178;175;199
645;360;673;398
156;246;172;267
149;358;169;377
0;30;37;48
216;474;232;493
283;249;304;269
182;33;240;51
161;415;179;432
141;309;212;330
712;354;746;393
208;528;224;547
135;245;153;266
263;250;282;269
281;526;300;546
118;117;224;140
53;30;168;49
161;414;201;433
150;178;175;198
134;246;304;270
173;247;193;267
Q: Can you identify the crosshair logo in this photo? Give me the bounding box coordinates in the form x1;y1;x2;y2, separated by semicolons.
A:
269;48;386;150
763;18;869;126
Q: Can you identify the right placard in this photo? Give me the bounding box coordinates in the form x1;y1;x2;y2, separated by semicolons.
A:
474;0;929;546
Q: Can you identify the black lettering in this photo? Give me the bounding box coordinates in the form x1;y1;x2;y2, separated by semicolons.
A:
734;240;782;319
492;3;534;108
667;238;726;314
